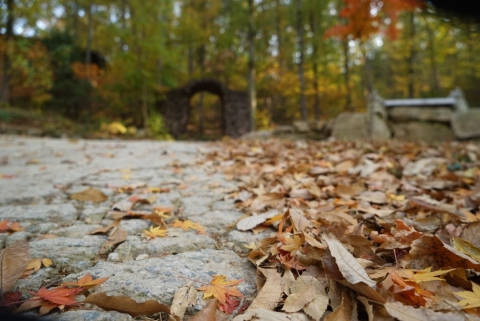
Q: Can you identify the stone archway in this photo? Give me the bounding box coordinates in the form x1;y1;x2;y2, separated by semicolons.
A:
158;79;250;138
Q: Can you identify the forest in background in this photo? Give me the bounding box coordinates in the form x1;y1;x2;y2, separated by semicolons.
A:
0;0;479;138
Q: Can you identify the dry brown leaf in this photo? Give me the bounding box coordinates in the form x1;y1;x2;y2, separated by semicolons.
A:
236;210;278;231
402;235;480;270
357;296;374;321
88;219;121;235
336;183;365;198
289;275;328;320
303;233;326;249
338;280;386;304
289;209;312;231
170;282;197;319
233;308;310;321
111;199;134;212
250;193;284;212
461;221;480;247
384;301;464;321
99;227;128;254
70;187;107;203
314;211;357;225
84;292;170;317
322;233;376;288
324;289;354;321
189;299;217;321
356;191;388;204
0;241;30;295
249;268;293;310
283;285;315;313
334;160;354;174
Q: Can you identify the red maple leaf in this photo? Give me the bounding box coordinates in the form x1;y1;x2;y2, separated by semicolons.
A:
218;294;248;314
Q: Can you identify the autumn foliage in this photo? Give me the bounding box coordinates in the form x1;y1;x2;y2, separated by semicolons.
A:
325;0;425;40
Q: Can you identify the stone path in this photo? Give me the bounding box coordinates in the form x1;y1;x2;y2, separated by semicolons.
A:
0;136;260;320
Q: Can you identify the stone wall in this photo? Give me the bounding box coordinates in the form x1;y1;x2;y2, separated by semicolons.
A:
158;79;250;138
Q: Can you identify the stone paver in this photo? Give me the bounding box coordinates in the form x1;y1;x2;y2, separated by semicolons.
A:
0;135;259;319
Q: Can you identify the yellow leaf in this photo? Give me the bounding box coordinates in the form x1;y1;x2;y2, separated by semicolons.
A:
265;214;283;225
143;226;168;239
197;275;243;305
452;238;480;262
410;267;455;283
153;206;172;219
243;242;258;250
456;282;480;309
193;222;206;235
171;220;197;231
26;259;42;271
42;258;53;267
280;233;304;253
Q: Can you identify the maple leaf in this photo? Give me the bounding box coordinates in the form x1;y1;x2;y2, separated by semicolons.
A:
218;294;247;314
456;282;480;309
193;222;206;235
197;275;243;305
153;206;172;218
62;273;109;289
171;220;197;231
33;287;82;306
22;258;53;278
142;225;168;239
280;233;304;253
410;267;456;283
17;286;83;315
0;220;24;233
0;220;10;232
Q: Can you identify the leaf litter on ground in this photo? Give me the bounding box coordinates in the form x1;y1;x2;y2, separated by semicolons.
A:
7;138;480;320
202;138;480;320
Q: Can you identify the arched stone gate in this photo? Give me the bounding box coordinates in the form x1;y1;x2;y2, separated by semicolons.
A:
158;79;250;138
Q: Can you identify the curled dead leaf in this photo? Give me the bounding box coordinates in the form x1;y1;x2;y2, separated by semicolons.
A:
84;292;170;317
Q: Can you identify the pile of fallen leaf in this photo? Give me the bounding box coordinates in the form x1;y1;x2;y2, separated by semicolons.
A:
203;138;480;320
4;137;480;320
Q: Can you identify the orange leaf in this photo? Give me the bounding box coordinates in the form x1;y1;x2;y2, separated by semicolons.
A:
197;275;243;305
32;287;82;306
62;273;109;289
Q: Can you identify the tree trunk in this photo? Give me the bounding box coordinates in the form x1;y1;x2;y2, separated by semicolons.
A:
73;0;79;39
86;3;93;68
275;0;283;68
130;3;149;132
247;0;257;131
187;46;194;76
407;12;416;98
120;0;127;51
343;40;352;111
361;41;373;97
309;11;320;120
296;0;308;121
0;0;14;104
423;17;441;95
